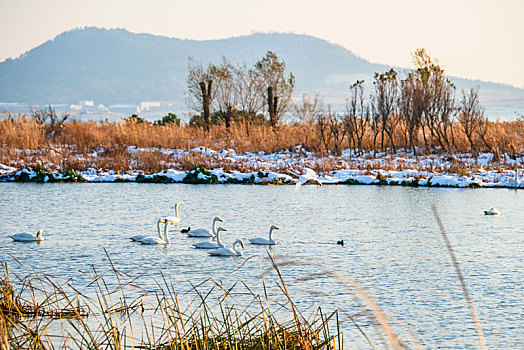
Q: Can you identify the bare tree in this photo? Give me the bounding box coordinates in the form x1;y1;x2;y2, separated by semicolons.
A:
316;111;332;155
210;57;235;130
31;105;69;139
458;88;483;157
293;94;324;150
399;76;422;155
254;51;295;127
371;69;399;153
233;62;264;120
187;58;216;130
233;63;265;136
344;80;369;156
328;108;347;157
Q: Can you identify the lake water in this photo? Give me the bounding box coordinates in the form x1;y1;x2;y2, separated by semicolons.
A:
1;183;523;349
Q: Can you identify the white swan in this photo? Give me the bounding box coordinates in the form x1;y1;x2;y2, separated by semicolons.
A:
140;220;172;244
289;168;322;190
187;217;222;237
484;207;502;216
130;219;163;242
193;227;226;249
163;203;181;225
508;169;521;187
10;229;44;242
208;239;244;256
249;225;279;245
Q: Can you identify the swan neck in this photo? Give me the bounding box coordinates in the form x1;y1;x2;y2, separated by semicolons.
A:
269;228;274;240
175;204;179;219
217;230;222;245
233;242;241;254
212;219;218;234
163;222;170;243
157;220;162;238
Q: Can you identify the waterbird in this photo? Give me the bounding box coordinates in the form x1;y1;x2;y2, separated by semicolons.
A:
248;225;279;245
208;239;244;256
508;169;521;187
181;227;191;234
193;227;227;249
288;168;322;190
10;229;44;242
337;240;344;246
162;203;181;225
140;219;172;244
484;208;502;216
186;217;222;237
130;219;163;242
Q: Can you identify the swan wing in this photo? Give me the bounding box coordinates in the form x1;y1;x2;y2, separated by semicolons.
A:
129;234;149;241
304;168;317;179
193;241;219;249
249;238;273;245
187;228;214;237
11;232;40;241
139;236;167;245
208;247;235;256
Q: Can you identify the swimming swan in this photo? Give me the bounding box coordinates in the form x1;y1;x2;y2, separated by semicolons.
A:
208;239;244;256
484;208;502;216
130;219;163;241
10;229;44;242
193;227;226;249
187;217;222;237
249;225;279;245
140;220;172;244
163;203;181;225
289;168;322;190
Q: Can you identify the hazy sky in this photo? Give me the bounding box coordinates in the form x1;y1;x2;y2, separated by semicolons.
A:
1;0;523;87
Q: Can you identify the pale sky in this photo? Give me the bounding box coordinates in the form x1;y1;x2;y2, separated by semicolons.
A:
1;0;523;88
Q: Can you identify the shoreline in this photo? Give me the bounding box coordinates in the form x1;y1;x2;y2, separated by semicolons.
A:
1;166;522;189
1;146;523;188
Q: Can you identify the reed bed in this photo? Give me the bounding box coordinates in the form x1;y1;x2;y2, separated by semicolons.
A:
1;116;523;175
0;250;423;350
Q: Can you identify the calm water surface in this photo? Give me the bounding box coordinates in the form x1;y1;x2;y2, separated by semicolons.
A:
1;183;522;349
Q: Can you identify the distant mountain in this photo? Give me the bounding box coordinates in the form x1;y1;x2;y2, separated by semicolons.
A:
1;27;523;108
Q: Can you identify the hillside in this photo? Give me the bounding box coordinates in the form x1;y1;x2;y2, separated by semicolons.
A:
1;27;523;107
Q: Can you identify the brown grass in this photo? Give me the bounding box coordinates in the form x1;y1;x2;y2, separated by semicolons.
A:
0;117;523;173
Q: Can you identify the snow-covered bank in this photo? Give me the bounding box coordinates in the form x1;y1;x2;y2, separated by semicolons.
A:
1;146;523;188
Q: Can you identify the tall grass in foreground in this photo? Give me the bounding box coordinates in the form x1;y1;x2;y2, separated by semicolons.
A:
0;250;417;350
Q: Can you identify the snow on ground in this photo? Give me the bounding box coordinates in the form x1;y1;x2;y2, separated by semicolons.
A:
1;146;523;188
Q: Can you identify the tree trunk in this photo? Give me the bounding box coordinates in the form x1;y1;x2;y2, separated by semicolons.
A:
199;80;213;130
268;86;278;127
